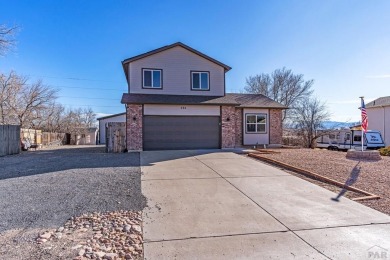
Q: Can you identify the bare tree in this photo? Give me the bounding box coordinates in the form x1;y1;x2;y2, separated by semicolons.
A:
12;80;58;128
61;108;84;134
37;102;65;132
82;107;96;128
0;71;25;124
292;97;331;148
60;107;96;139
0;71;58;128
0;24;18;56
245;67;314;123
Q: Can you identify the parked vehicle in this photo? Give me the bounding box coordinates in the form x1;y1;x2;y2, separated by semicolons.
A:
316;129;385;151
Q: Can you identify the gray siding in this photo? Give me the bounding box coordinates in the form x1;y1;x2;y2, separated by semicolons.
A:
128;46;225;96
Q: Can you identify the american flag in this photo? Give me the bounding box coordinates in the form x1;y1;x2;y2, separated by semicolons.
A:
361;98;368;133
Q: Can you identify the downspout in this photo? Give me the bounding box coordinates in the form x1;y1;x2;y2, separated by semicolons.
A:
383;106;386;146
125;104;128;151
268;110;270;146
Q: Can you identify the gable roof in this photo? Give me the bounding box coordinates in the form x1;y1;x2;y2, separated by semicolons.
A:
121;93;287;109
121;42;232;81
226;93;287;108
366;96;390;108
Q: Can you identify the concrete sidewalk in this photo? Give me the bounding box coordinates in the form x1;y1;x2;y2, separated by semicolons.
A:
141;150;390;259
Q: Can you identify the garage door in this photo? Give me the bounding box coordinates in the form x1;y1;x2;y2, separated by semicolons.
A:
143;116;220;150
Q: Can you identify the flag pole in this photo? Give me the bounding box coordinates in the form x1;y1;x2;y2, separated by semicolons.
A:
361;124;364;152
359;96;364;152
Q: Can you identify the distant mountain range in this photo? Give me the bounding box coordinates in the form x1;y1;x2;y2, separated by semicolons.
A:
321;121;360;129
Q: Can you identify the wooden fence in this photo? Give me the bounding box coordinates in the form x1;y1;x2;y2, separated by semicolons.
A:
0;125;20;156
41;132;67;145
21;128;68;146
106;122;126;153
21;128;42;144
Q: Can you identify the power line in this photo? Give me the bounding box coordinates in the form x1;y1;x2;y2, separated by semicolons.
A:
63;104;124;108
59;96;120;100
29;74;125;84
53;85;127;91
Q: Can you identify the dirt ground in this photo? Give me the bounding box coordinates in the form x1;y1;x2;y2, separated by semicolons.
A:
257;148;390;216
0;145;146;260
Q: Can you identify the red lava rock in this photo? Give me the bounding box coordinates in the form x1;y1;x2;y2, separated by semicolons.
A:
34;211;144;259
260;148;390;215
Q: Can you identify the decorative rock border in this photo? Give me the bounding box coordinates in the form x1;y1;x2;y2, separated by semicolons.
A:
346;150;382;160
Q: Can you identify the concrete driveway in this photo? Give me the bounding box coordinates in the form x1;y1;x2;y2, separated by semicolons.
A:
141;150;390;259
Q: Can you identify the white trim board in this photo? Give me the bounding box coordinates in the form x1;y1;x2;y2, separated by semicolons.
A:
144;104;220;116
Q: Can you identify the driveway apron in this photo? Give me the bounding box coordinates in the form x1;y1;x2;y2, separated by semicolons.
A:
141;150;390;259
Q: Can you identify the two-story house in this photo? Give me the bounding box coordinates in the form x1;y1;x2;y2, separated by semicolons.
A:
121;42;286;151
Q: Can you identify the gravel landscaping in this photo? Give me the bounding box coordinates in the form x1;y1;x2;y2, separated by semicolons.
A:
36;211;143;260
256;148;390;215
0;145;146;259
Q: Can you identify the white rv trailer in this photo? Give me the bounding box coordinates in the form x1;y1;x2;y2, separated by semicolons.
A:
316;129;385;150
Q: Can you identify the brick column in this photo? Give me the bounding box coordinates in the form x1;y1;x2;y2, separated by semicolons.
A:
126;104;143;151
221;106;236;148
269;109;282;145
235;108;243;147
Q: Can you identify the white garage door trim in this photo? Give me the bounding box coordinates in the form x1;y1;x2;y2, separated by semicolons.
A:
144;104;220;116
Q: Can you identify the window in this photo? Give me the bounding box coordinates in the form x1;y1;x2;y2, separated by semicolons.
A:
191;71;209;90
143;69;162;88
246;114;267;133
354;135;362;142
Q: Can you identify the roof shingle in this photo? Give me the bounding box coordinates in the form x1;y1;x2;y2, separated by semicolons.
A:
366;96;390;108
121;93;287;109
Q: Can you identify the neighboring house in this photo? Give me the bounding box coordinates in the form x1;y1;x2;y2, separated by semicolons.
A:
121;42;287;151
97;112;126;144
366;96;390;146
71;127;98;145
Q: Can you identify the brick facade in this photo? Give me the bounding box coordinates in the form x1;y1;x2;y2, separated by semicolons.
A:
126;104;143;151
269;109;283;145
221;106;236;148
124;104;283;150
235;108;243;147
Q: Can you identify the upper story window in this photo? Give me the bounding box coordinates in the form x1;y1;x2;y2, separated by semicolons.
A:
143;69;162;89
246;113;267;133
191;71;209;91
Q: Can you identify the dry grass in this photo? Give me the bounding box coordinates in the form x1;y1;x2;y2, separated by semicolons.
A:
258;148;390;215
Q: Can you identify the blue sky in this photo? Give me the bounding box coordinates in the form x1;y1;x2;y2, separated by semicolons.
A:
1;0;389;121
